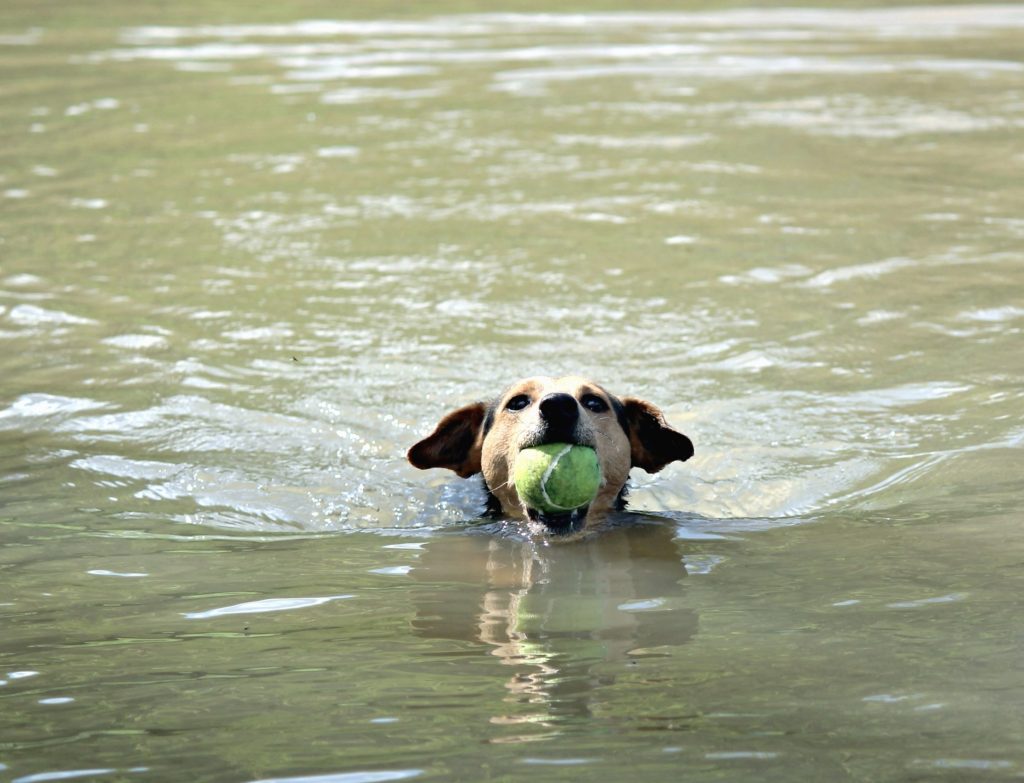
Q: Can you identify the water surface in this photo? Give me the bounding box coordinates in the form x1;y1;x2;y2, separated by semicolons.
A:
1;3;1023;781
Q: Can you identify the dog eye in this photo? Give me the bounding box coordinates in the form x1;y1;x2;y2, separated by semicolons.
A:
505;394;531;411
581;394;608;413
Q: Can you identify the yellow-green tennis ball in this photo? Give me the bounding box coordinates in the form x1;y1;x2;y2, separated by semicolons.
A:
513;443;601;514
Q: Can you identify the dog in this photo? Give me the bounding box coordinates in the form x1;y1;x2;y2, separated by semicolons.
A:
408;375;693;535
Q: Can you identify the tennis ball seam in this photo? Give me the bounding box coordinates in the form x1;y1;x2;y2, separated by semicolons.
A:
538;443;578;512
513;443;601;514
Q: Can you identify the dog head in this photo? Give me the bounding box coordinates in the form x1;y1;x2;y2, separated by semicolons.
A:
408;376;693;535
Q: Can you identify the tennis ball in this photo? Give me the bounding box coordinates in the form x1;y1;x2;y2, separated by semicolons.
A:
513;443;601;514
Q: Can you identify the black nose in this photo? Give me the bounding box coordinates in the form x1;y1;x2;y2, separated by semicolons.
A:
538;393;579;425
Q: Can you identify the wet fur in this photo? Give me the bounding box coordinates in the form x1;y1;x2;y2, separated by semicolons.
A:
408;376;693;535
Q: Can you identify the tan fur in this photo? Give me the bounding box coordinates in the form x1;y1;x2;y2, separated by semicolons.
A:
482;376;631;522
409;375;693;534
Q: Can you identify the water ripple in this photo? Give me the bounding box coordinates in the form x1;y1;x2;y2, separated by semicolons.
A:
248;772;421;783
183;594;354;619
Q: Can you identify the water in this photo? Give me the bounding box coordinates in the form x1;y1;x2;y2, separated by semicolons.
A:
2;3;1023;781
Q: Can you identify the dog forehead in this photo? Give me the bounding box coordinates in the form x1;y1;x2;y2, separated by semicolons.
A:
502;375;603;398
550;375;602;395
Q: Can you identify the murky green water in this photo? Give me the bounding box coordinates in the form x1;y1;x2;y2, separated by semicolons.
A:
2;2;1024;781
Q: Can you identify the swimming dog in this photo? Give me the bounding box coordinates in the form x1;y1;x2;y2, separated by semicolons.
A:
408;376;693;535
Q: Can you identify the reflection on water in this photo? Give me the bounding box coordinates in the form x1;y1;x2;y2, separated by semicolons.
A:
411;520;696;725
2;3;1024;781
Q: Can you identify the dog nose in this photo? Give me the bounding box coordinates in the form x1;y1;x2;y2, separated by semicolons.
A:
538;393;579;424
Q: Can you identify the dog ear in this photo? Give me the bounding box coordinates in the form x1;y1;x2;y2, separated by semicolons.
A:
621;397;694;473
407;402;486;478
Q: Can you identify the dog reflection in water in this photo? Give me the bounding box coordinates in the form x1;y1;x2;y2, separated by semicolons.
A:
409;519;698;724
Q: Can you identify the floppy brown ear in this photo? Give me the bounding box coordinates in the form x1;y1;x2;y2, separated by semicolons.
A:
621;397;694;473
407;402;486;478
